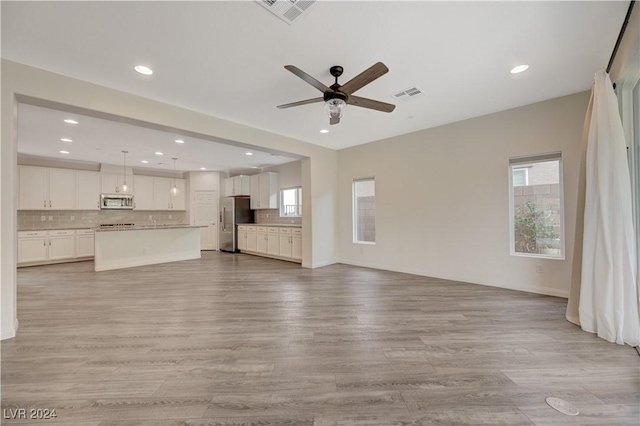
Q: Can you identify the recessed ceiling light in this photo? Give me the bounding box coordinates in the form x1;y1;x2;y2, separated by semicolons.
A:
141;160;149;164
155;151;163;156
319;129;329;134
60;138;72;142
175;139;185;144
59;150;69;154
134;65;153;75
64;119;78;124
200;167;206;170
245;152;253;156
510;64;529;74
251;166;259;169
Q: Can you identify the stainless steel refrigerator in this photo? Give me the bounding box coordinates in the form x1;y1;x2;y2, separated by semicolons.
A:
219;197;254;252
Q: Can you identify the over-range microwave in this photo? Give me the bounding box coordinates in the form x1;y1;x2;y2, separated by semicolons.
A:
100;193;134;210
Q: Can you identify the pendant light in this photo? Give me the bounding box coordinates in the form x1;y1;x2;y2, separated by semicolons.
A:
170;157;178;196
120;150;129;193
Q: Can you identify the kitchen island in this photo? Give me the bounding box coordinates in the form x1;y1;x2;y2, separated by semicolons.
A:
94;225;203;272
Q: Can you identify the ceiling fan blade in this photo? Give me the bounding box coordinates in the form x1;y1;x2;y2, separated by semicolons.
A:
330;117;340;125
347;95;396;113
285;65;331;93
339;62;389;95
277;97;324;109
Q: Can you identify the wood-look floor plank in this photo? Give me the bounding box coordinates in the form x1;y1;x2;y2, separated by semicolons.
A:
2;252;637;425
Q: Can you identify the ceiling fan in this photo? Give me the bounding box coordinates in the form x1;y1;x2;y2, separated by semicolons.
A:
277;62;396;125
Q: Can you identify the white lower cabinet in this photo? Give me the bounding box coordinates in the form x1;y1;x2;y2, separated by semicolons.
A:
75;229;95;257
18;229;94;266
256;227;268;254
291;228;302;261
267;228;280;256
246;226;257;252
17;231;48;263
237;226;248;251
279;228;292;258
48;230;75;261
238;225;301;264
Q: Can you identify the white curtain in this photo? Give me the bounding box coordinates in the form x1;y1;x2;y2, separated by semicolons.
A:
566;70;639;346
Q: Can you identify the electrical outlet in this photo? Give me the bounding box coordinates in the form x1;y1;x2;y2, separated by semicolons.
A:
148;215;152;220
266;213;269;218
70;216;75;221
169;215;172;219
40;216;46;221
48;216;53;221
536;264;544;274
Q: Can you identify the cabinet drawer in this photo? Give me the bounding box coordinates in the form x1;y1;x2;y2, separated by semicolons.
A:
246;226;257;232
292;228;302;235
18;231;47;238
49;230;74;236
257;226;268;233
268;227;279;234
238;225;247;231
279;228;292;235
76;229;95;235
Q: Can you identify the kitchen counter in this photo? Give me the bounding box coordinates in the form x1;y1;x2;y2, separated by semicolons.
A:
18;226;94;231
94;225;202;271
94;224;201;232
238;223;302;228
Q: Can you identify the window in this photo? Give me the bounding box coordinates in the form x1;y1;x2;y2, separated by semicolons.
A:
280;187;301;217
353;178;375;244
512;168;528;186
509;152;564;258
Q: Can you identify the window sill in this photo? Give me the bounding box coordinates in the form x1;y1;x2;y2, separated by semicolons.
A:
354;241;376;245
510;252;565;261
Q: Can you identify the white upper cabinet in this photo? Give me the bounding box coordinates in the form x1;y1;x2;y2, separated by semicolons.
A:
224;175;251;196
224;177;234;197
171;179;186;210
250;174;260;209
101;173;133;194
76;171;101;210
153;177;172;210
249;172;278;210
133;175;154;210
19;166;48;210
48;168;76;210
18;166;76;210
152;177;185;210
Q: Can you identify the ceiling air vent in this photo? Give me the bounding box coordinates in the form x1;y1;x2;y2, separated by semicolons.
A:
392;86;426;103
256;0;316;25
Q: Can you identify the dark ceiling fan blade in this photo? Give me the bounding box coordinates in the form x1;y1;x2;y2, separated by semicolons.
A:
339;62;389;95
284;65;331;93
347;95;396;113
330;117;340;125
277;97;324;109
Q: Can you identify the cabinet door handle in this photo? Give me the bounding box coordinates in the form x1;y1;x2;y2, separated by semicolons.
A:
49;240;51;246
49;201;52;208
44;200;46;208
97;201;100;208
43;240;46;246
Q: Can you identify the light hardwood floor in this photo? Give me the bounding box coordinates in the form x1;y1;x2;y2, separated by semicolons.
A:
2;251;638;425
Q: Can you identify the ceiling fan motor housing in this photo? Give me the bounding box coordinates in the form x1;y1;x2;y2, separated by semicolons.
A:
324;91;348;103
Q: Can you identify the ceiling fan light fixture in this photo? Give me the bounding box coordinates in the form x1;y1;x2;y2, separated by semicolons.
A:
510;64;529;74
324;98;347;119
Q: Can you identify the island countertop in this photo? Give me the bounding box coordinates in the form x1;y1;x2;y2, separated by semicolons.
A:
237;223;302;228
94;224;204;232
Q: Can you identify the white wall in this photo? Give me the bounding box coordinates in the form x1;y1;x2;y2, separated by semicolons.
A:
1;60;338;340
338;91;590;298
263;160;302;190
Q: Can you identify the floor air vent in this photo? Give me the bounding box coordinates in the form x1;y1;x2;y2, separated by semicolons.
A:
257;0;316;25
392;86;426;103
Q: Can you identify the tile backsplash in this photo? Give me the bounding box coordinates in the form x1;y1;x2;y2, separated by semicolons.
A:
255;209;302;225
18;210;187;230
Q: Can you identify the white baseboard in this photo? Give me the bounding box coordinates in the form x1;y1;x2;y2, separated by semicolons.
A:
1;319;18;340
340;258;569;298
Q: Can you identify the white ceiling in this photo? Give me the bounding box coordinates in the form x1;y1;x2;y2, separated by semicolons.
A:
17;103;299;173
1;1;629;150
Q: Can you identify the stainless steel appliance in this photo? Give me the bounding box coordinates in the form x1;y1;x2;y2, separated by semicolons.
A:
220;197;253;252
100;194;134;210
